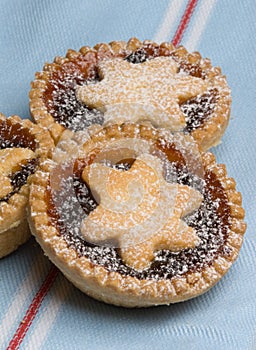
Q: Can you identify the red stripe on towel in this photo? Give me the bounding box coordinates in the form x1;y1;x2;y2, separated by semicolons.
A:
172;0;198;46
7;266;59;350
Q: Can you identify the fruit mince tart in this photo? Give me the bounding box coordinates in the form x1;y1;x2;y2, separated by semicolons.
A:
29;38;231;151
28;123;246;307
0;113;54;258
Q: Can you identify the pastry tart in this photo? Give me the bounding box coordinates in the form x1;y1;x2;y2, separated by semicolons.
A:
0;113;54;258
29;123;246;307
30;38;231;151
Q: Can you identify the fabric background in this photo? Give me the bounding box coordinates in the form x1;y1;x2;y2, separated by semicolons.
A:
0;0;255;349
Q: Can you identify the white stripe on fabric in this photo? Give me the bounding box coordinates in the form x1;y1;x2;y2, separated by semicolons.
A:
24;275;72;350
153;0;185;42
182;0;216;51
0;252;50;349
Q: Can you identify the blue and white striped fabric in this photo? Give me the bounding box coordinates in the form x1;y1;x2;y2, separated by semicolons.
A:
0;1;255;349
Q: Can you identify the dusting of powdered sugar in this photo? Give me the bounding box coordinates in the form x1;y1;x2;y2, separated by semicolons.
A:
0;158;38;202
47;157;231;280
0;120;37;151
0;120;38;202
45;44;219;133
76;56;208;132
46;69;104;132
125;47;154;64
181;88;218;132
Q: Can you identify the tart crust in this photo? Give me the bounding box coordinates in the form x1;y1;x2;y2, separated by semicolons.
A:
29;38;231;151
29;123;246;307
0;113;54;258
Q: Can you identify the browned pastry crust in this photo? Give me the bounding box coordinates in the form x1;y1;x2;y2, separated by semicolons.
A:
29;38;231;151
0;113;54;258
29;123;246;307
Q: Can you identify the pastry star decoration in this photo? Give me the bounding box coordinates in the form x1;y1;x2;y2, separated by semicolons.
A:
81;154;203;271
0;148;35;198
76;57;208;131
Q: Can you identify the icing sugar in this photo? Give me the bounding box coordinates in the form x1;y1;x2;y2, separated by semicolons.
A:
47;69;104;131
181;88;218;132
48;160;230;280
76;57;208;130
81;153;202;270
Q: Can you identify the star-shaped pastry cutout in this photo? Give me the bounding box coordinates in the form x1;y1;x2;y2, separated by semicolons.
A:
81;153;203;271
76;57;208;131
0;148;36;198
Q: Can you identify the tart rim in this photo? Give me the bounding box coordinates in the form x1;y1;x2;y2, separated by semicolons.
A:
28;123;246;307
29;37;231;151
0;113;55;254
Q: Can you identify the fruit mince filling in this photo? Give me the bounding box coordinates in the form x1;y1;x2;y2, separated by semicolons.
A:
46;144;231;281
43;44;217;133
0;119;38;202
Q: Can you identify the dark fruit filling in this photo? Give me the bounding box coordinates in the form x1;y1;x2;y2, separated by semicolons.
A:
0;158;38;202
181;89;218;132
44;57;104;132
125;44;205;78
126;44;172;63
0;119;38;202
46;145;231;280
44;44;216;134
0;119;37;151
125;47;153;64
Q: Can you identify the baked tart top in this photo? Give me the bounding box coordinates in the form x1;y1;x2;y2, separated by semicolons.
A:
29;123;245;306
30;38;231;151
0;113;54;234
